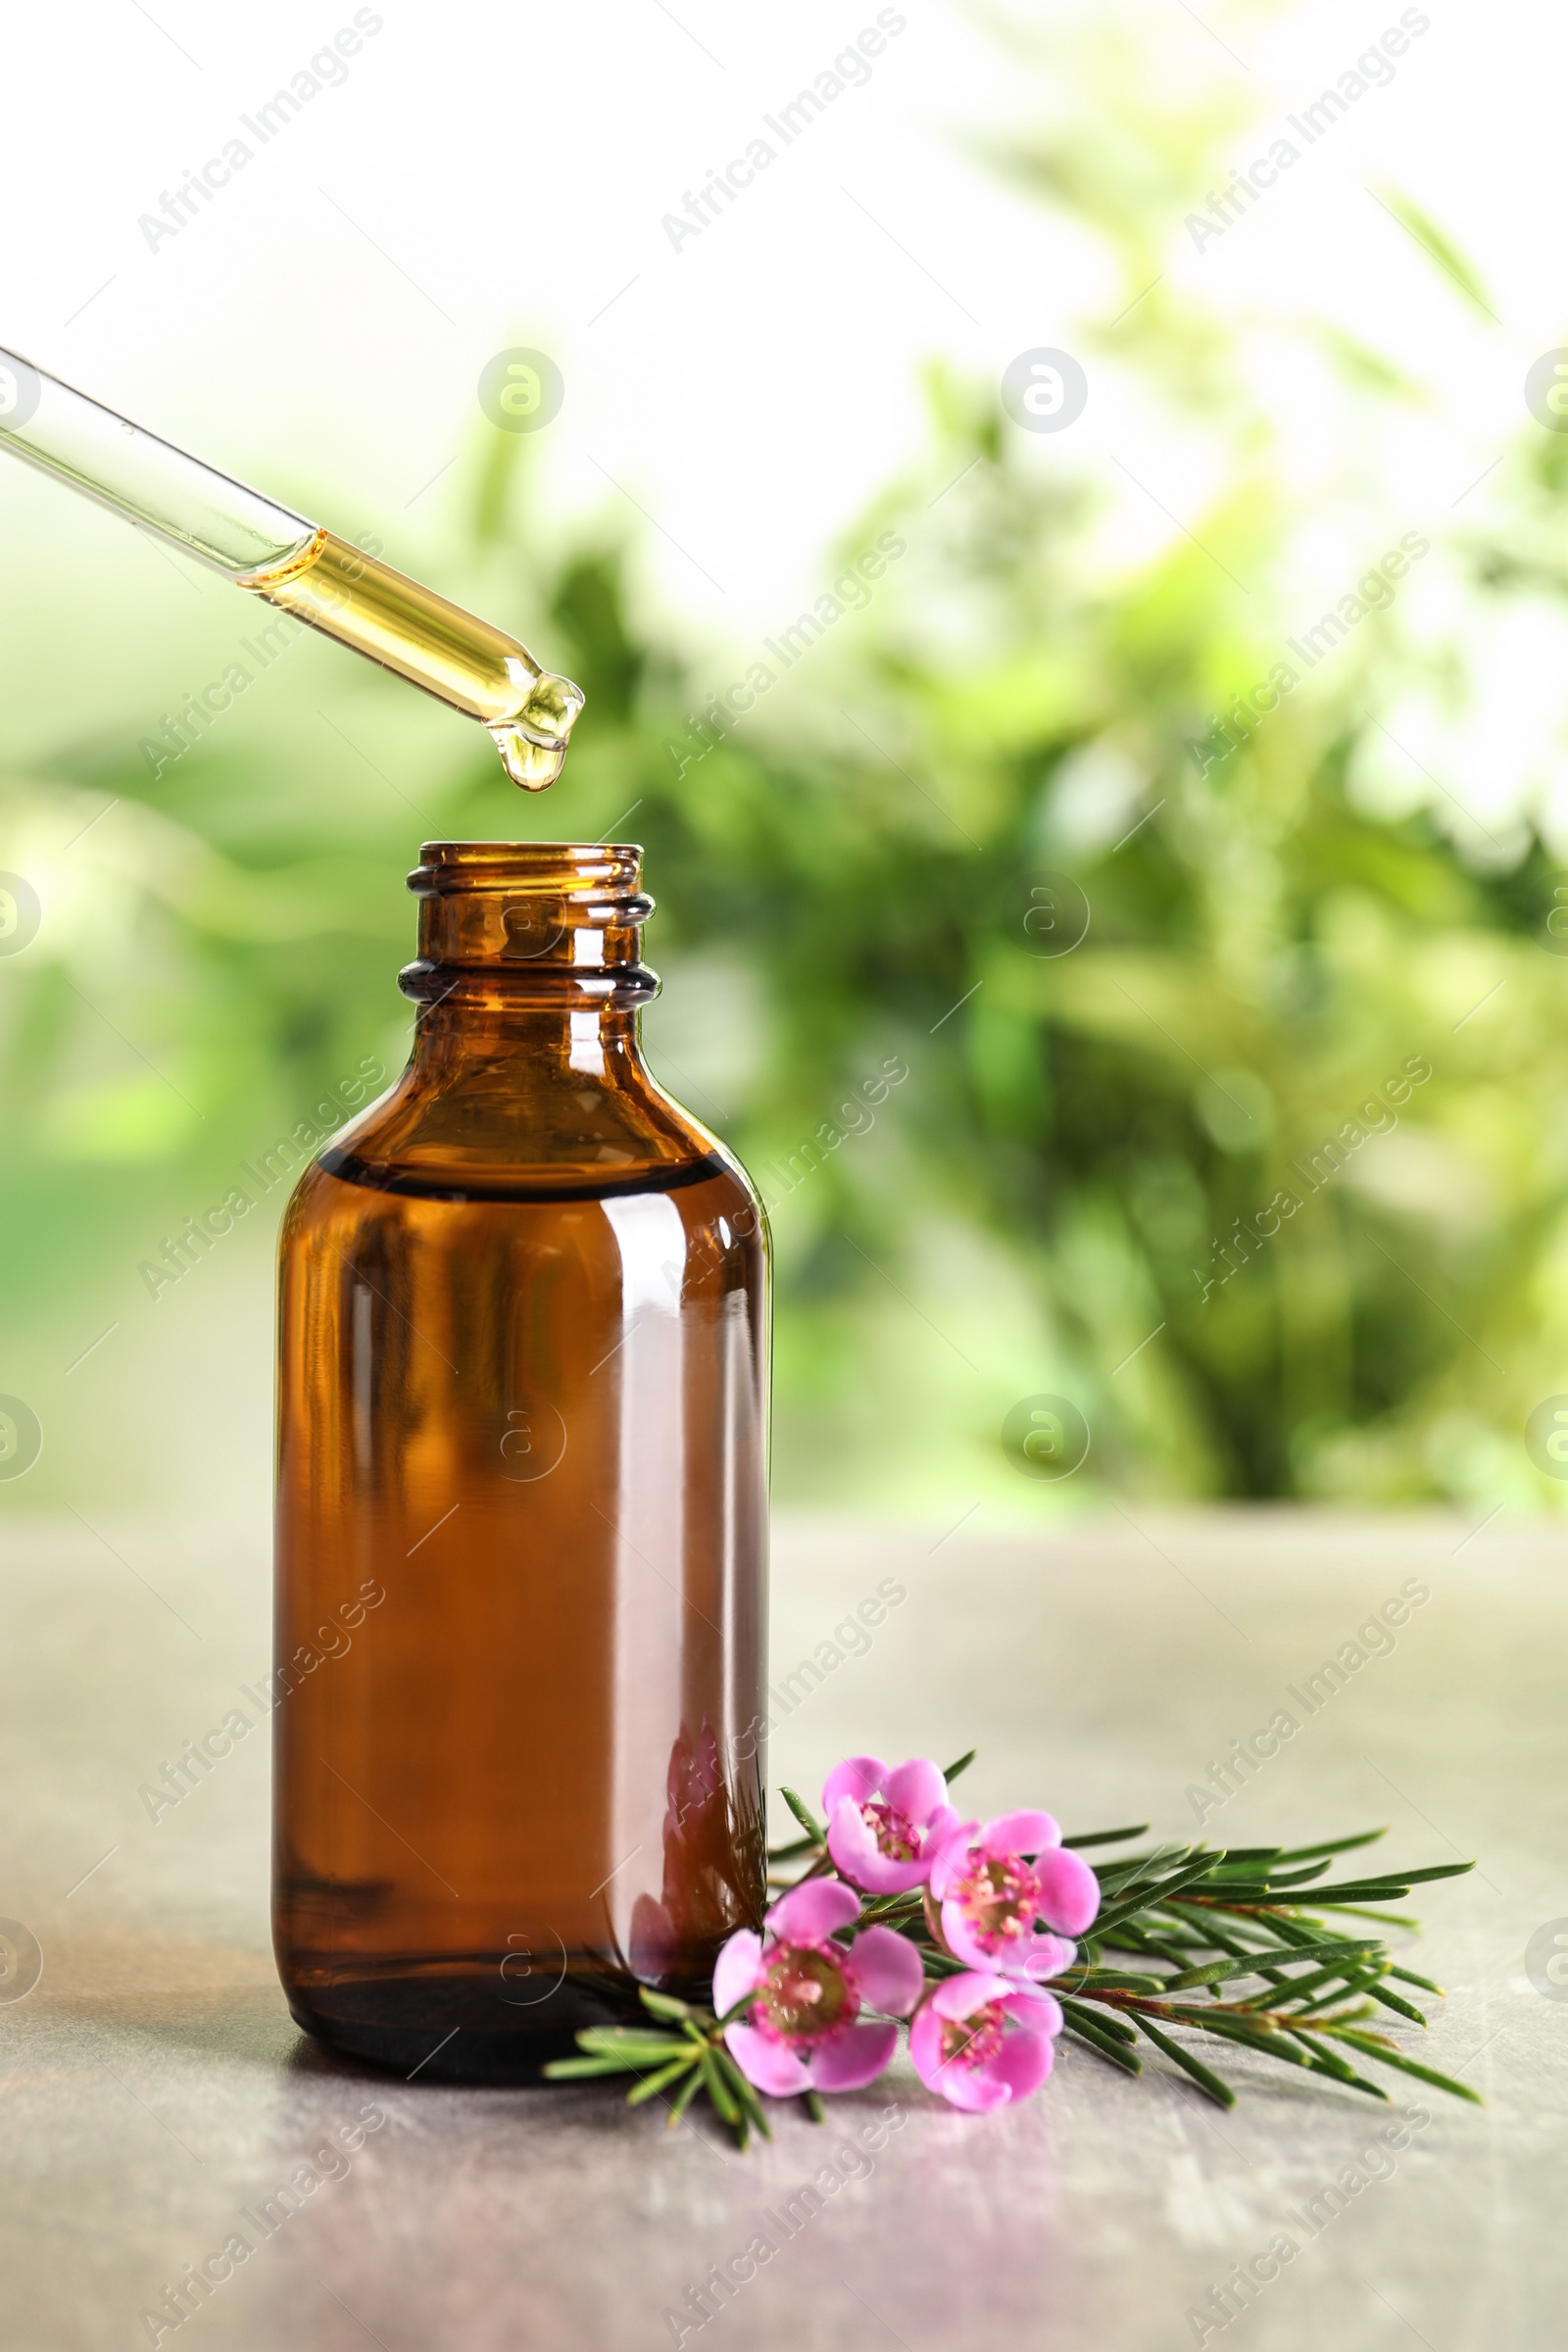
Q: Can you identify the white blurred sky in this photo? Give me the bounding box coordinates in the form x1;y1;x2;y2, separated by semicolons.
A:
3;0;1568;737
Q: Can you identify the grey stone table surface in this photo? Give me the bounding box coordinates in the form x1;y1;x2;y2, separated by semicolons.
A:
1;1506;1563;2352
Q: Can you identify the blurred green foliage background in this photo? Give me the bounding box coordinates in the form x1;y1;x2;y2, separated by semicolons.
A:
6;7;1568;1516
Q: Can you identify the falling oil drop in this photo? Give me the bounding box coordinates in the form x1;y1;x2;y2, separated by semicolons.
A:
491;727;569;791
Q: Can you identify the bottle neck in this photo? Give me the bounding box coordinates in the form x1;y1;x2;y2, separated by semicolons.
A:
404;995;652;1086
398;840;658;1086
330;841;716;1190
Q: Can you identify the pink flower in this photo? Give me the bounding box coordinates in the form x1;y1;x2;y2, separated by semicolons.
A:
909;1972;1063;2113
712;1879;925;2098
928;1810;1100;1980
823;1755;960;1894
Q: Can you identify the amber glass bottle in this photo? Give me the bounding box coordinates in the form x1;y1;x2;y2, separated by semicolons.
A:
273;842;768;2079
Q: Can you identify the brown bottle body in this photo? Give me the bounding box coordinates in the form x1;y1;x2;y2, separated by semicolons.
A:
272;843;768;2078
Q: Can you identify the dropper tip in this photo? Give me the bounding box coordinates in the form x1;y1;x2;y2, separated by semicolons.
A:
496;668;585;791
524;670;586;740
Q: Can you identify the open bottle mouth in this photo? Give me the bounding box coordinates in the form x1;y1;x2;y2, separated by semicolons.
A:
400;841;658;1006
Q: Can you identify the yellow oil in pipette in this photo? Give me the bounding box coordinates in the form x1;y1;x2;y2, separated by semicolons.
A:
0;346;583;790
236;528;582;789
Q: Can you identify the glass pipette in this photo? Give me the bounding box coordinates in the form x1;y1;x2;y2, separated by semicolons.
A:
0;345;583;789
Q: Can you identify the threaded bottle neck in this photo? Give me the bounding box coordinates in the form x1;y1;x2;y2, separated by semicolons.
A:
400;841;658;1009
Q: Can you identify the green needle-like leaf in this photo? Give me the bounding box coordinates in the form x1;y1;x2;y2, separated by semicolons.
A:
779;1787;825;1842
1095;1843;1197;1893
1366;1982;1429;2026
542;2054;647;2080
1167;1920;1258;1961
1249;1915;1325;1950
940;1747;978;1784
1095;1851;1226;1936
856;1892;926;1926
1183;2014;1316;2069
1331;2031;1484;2104
1059;1996;1138;2044
576;2028;685;2062
1297;1862;1475;1900
1272;1830;1389;1864
627;2054;701;2105
1272;1970;1390;2016
1173;1882;1297;1902
699;2046;743;2131
1133;2015;1237;2107
714;2047;774;2140
1167;1940;1378;1992
1062;1823;1152;1849
638;1988;696;2022
1313;1905;1422;1930
1285;2030;1390;2099
665;2066;706;2127
1389;1964;1444;1994
1057;1967;1166;1992
1222;1942;1383;1996
1059;2002;1143;2074
1256;1860;1335;1888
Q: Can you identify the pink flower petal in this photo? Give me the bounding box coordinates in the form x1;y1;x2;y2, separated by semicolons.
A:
883;1757;947;1821
827;1798;932;1894
938;1898;997;1975
804;2021;898;2093
937;2065;1013;2113
1035;1846;1101;1935
927;1825;978;1901
724;2023;810;2097
822;1755;886;1813
908;2001;945;2083
930;1969;1014;2022
825;1796;881;1875
923;1803;961;1853
766;1877;860;1944
1002;1985;1063;2037
1017;1932;1076;1982
980;1809;1059;1856
939;1908;1068;1983
990;2024;1054;2104
848;1925;926;2017
852;1853;932;1895
711;1929;762;2020
908;2006;1010;2111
